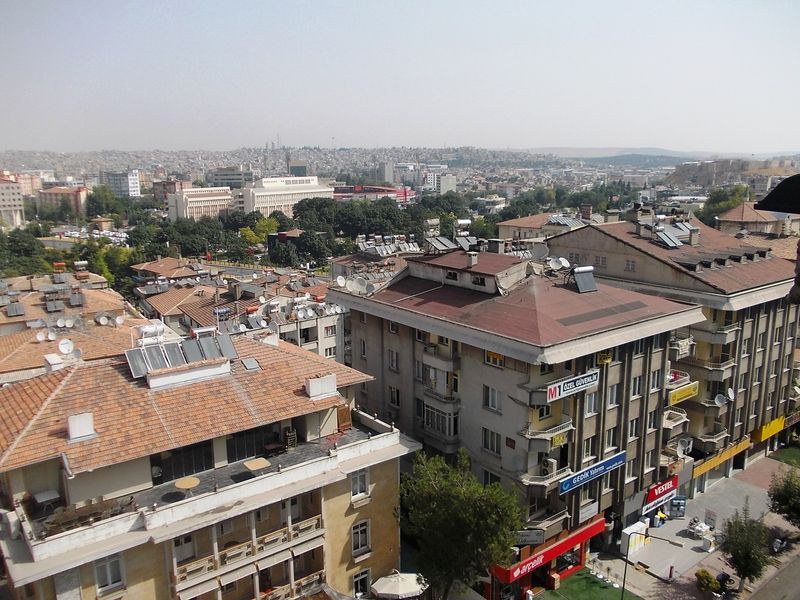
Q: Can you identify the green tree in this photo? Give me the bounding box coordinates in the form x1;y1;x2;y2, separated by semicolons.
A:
269;210;295;231
295;231;331;265
768;468;800;528
88;185;122;216
401;450;521;600
269;241;300;267
239;227;261;246
697;185;749;226
254;217;278;239
719;498;772;591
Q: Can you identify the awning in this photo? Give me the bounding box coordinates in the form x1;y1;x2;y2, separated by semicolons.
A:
177;577;219;600
291;535;324;556
256;549;292;570
218;563;257;586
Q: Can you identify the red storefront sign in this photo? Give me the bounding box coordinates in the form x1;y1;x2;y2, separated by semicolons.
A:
641;475;679;515
491;517;605;584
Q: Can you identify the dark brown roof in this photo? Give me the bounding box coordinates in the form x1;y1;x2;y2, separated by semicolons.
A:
497;213;555;228
406;251;523;276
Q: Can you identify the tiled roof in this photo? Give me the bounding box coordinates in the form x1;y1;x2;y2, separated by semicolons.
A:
589;220;796;294
130;257;220;279
0;337;371;474
179;296;261;327
717;202;787;223
4;272;107;291
367;273;698;348
406;251;523;276
146;285;221;316
0;288;125;326
497;213;556;229
0;319;150;374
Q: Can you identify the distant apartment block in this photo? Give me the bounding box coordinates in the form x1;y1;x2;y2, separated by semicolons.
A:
0;171;41;197
36;186;89;216
242;177;334;217
424;173;457;195
167;187;234;221
288;161;309;177
0;177;25;229
153;179;193;204
206;165;255;189
99;170;141;198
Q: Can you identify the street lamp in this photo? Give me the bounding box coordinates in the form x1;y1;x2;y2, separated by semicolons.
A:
620;530;684;599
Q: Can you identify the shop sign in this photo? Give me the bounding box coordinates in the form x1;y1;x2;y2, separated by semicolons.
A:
641;475;679;515
546;370;599;402
559;451;626;495
668;381;699;405
515;529;545;546
751;416;785;442
579;501;599;523
492;517;606;583
551;433;566;449
692;438;751;478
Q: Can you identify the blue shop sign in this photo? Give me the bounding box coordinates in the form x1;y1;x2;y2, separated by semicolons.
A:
559;451;626;495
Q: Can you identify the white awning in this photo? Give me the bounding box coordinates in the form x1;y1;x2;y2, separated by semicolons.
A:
256;549;292;570
177;577;219;600
291;535;324;557
219;563;257;586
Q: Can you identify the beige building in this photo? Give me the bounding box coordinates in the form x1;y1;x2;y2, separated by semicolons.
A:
242;178;334;218
167;187;234;221
36;186;89;216
330;249;706;592
0;333;418;600
548;214;799;496
154;180;193;204
716;201;800;237
0;177;25;229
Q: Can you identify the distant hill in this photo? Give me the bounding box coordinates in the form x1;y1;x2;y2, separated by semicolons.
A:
576;154;686;168
527;147;799;160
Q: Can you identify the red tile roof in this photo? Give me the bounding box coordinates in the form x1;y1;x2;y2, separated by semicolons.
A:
0;337;371;473
0;288;124;326
497;213;556;228
146;285;221;317
406;251;523;276
717;202;782;223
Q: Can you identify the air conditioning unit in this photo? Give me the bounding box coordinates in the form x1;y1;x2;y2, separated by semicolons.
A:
541;458;558;476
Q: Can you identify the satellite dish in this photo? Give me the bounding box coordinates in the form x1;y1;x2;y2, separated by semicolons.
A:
56;318;66;328
58;339;74;355
325;305;333;315
35;331;46;342
72;348;82;360
336;276;346;287
65;318;75;328
335;305;343;314
676;438;689;456
268;322;279;333
345;279;356;292
355;277;367;293
559;257;571;269
251;273;258;280
97;315;109;326
47;330;57;341
258;295;266;304
259;319;268;328
297;308;305;319
239;323;247;332
366;283;376;294
727;388;735;400
714;394;728;407
531;243;549;262
548;257;562;271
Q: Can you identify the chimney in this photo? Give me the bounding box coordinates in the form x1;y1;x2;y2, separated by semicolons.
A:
44;354;65;373
214;288;221;303
635;222;643;236
689;227;700;246
467;251;478;267
580;204;593;220
487;239;504;254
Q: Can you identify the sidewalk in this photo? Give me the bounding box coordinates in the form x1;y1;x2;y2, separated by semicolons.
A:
589;457;800;599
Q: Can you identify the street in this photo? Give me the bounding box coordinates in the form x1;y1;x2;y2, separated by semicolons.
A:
750;552;800;600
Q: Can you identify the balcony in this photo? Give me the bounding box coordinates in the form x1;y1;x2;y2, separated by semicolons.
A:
519;417;574;453
669;335;695;361
526;507;569;530
681;356;737;382
663;406;690;428
665;369;691;390
301;340;318;352
295;570;325;596
423;386;458;403
518;465;573;491
694;423;729;454
691;323;740;345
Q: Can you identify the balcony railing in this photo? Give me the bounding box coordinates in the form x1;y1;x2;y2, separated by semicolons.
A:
262;583;293;600
526;508;569;529
176;555;216;583
683;356;736;371
697;426;728;443
663;406;689;427
423;386;458;403
665;369;691;390
519;417;574;439
518;466;572;486
295;570;325;595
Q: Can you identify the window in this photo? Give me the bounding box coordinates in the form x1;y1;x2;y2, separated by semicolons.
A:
485;350;505;368
735;406;743;424
174;534;195;563
775;326;783;343
601;472;613;491
631;375;642;397
540;363;554;375
647;409;658;430
95;554;124;593
445;270;458;281
594;255;607;268
483;385;502;412
359;311;366;324
352;520;371;556
738;373;746;390
324;347;336;358
415;329;428;343
324;325;336;337
633;339;645;355
584;391;598;416
389;386;400;407
653;335;664;350
568;252;581;264
607;383;619;408
353;569;371;597
605;428;617;450
483;470;501;485
583;436;596;459
625;259;636;272
452;372;459;393
625;457;639;481
645;449;656;470
757;332;766;349
629;417;640;439
482;428;501;455
472;275;486;286
388;321;398;334
414;360;423;381
222;581;237;593
754;366;763;381
351;469;368;497
771;360;780;376
650;369;662;391
424;405;459;437
388;349;399;371
438;336;449;346
217;518;235;536
360;339;366;358
538;404;551;420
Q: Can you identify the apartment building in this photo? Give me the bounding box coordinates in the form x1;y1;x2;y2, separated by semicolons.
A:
167;187;235;221
329;249;705;593
36;186;89;217
548;214;799;496
0;331;418;600
241;178;334;218
0;177;25;229
99;170;141;198
154;180;193;204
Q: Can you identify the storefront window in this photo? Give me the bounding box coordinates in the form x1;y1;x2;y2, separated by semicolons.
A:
555;548;580;573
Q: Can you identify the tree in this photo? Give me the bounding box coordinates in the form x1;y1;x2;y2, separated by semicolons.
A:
88;185;122;216
695;568;721;594
697;185;749;226
269;241;300;267
269;210;295;231
295;231;331;265
239;227;261;247
401;450;521;600
719;498;772;591
768;468;800;528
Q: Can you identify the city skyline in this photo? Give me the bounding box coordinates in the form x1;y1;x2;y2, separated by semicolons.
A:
2;1;799;154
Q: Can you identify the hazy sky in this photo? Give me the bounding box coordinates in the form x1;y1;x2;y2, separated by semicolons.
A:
2;1;798;153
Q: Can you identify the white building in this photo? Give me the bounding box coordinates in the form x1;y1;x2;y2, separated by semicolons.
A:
242;176;334;217
167;187;234;221
0;177;25;229
424;172;457;195
99;170;141;198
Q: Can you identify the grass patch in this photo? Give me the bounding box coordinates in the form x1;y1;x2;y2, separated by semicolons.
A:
541;569;641;600
770;444;800;467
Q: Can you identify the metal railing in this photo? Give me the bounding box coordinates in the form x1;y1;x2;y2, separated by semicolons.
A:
665;369;691;389
519;465;572;485
519;417;574;439
295;570;325;595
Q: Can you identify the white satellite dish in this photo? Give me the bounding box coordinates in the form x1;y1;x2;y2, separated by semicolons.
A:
268;322;279;334
258;295;266;304
727;388;735;400
114;315;124;326
259;319;267;328
35;331;46;342
336;276;346;287
548;257;562;271
239;323;247;332
559;257;571;270
58;339;74;355
97;315;109;326
714;394;728;407
65;318;75;328
355;277;367;293
252;273;259;280
47;330;57;341
335;305;343;314
297;308;306;319
345;279;356;292
676;438;690;456
325;305;333;315
366;283;376;294
56;318;66;328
